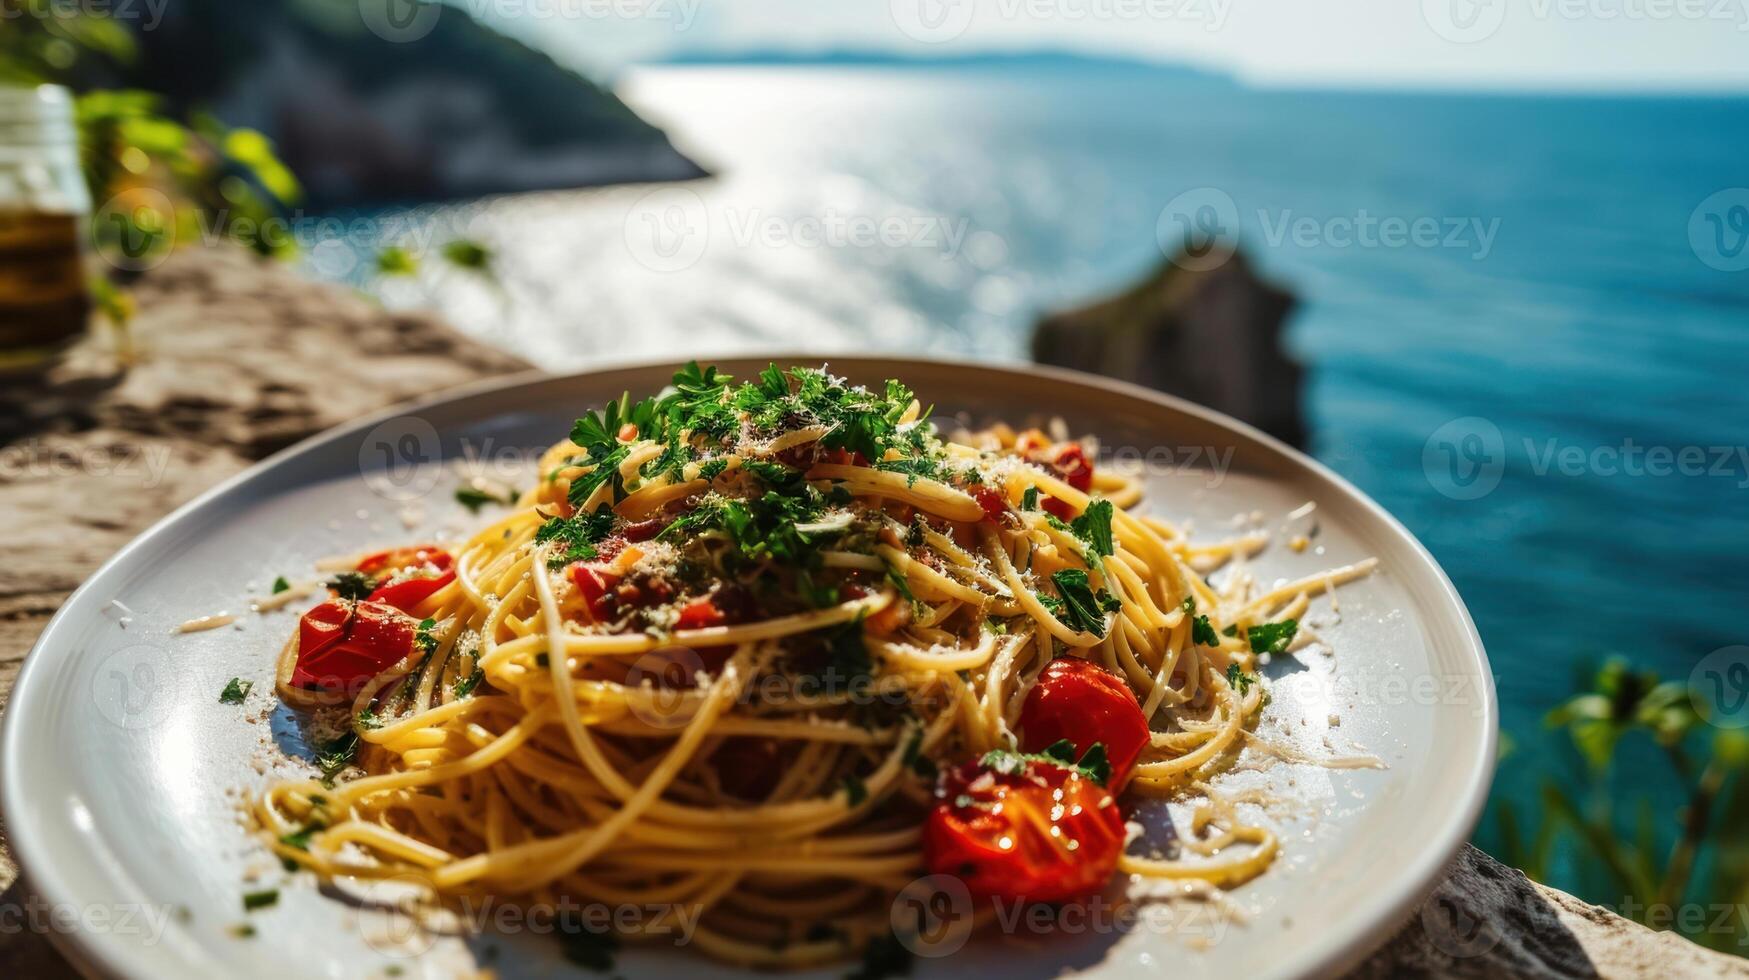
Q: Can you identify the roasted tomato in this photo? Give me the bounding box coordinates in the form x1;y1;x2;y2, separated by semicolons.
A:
971;485;1008;522
571;563;623;619
675;593;727;630
924;754;1125;904
1026;444;1095;520
1019;658;1151;788
291;600;417;691
357;546;455;613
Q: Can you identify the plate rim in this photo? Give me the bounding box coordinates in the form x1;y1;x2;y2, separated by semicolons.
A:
1;353;1497;980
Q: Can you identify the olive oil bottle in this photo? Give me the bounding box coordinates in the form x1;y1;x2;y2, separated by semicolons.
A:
0;85;91;376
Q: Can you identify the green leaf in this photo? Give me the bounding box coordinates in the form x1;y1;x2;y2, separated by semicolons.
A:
1047;569;1118;637
271;576;290;595
241;889;278;912
325;571;373;600
1246;619;1299;655
1069;499;1115;557
218;678;252;705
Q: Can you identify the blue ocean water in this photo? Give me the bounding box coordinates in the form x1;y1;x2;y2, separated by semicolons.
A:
330;63;1749;897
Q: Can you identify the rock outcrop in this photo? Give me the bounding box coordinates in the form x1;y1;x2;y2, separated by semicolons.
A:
1032;250;1304;448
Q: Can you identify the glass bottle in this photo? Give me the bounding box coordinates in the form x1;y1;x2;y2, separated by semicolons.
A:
0;85;92;376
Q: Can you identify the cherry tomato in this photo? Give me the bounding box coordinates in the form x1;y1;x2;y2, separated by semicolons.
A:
1046;445;1095;492
675;594;727;630
1019;658;1151;788
924;756;1125;904
356;546;456;613
357;546;452;576
571;563;622;619
970;485;1008;522
291;600;417;691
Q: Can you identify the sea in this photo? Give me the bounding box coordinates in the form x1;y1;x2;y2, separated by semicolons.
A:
300;61;1749;901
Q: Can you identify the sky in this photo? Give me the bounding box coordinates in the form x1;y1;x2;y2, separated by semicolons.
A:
463;0;1749;91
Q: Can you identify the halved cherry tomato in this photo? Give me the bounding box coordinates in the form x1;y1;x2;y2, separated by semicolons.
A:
1044;444;1094;492
1019;658;1151;788
356;546;456;613
924;755;1125;904
675;594;726;630
291;600;417;691
571;563;622;619
970;485;1008;522
357;546;452;576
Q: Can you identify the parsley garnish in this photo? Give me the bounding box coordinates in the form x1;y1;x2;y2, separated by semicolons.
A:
980;738;1113;786
1183;596;1219;647
325;571;373;600
1021;486;1040;511
415;618;439;656
271;576;290;594
455;485;516;513
241;889;278;912
1046;569;1121;637
314;732;358;787
535;510;615;567
1069;499;1115;558
1247;619;1299;655
454;666;485;699
219;677;252;704
1225;663;1258;695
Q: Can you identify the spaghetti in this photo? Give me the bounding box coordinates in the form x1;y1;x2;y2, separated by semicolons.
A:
253;363;1374;967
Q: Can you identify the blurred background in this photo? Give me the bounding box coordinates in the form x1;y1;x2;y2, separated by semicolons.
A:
4;0;1749;955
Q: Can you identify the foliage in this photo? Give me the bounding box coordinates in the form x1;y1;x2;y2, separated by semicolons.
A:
1496;656;1749;952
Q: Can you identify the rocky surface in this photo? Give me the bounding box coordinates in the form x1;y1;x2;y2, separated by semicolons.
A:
2;248;1743;978
1032;249;1305;448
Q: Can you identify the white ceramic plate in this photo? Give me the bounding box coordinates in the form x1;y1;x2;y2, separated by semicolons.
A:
2;357;1494;980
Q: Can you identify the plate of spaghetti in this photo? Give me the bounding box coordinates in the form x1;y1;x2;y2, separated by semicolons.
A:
1;357;1494;980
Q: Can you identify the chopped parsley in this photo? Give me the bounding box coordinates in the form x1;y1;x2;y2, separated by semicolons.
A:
1021;486;1040;511
1046;569;1121;637
218;677;252;704
270;576;290;594
325;571;373;600
241;889;278;912
1225;663;1259;695
415;617;439;655
314;731;358;787
534;509;615;568
980;738;1112;786
455;485;517;513
1246;619;1300;655
1069;499;1115;557
454;666;485;699
1183;596;1219;647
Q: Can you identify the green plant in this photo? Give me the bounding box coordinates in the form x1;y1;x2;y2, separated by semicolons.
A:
1497;657;1749;952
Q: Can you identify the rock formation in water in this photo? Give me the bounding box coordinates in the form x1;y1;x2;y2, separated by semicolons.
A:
1032;251;1305;448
